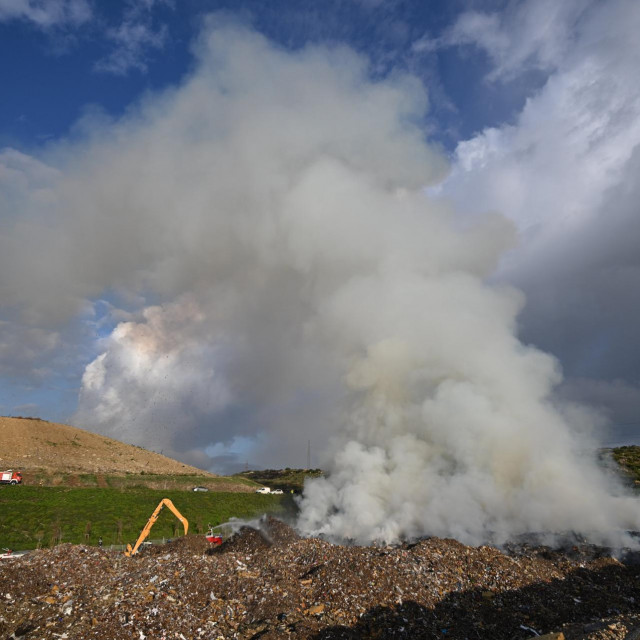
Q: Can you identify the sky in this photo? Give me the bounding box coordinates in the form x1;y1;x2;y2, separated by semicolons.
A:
1;0;640;479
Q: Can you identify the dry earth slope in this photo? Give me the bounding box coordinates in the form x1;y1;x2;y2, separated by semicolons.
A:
0;416;215;478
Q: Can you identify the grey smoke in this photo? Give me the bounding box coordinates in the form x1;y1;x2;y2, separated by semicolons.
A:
0;21;638;545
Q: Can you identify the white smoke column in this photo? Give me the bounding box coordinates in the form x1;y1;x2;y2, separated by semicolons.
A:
3;22;637;543
297;272;640;544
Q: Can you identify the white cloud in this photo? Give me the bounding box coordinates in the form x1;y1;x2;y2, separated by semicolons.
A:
440;0;640;233
0;0;170;72
94;0;172;75
427;0;593;81
95;20;167;75
0;0;91;28
74;296;234;467
438;0;640;428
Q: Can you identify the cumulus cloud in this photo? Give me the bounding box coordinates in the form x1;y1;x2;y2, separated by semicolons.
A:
437;0;640;432
74;296;234;468
0;0;91;29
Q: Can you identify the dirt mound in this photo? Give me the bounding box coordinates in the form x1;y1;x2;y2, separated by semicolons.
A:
218;524;273;554
216;516;302;554
0;519;639;640
152;534;212;555
265;514;302;544
0;416;216;477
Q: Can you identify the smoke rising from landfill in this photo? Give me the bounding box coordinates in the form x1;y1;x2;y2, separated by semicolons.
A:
2;22;639;545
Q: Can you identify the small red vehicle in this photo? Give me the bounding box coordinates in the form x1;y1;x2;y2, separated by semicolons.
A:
206;527;223;547
0;470;22;485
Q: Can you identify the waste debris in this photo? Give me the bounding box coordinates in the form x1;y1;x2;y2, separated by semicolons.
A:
0;517;638;639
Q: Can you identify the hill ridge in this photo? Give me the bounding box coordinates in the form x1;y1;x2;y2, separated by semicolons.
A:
0;416;216;477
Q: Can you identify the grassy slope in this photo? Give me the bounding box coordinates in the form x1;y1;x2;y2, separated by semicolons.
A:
0;487;289;551
24;471;260;492
234;468;324;492
610;446;640;484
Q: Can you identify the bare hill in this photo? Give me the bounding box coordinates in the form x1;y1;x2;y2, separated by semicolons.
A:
0;416;214;478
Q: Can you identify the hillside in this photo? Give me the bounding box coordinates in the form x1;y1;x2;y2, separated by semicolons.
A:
236;468;324;492
0;416;213;476
609;445;640;484
0;416;260;492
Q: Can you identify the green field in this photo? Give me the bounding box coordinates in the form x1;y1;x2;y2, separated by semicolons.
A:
0;486;289;551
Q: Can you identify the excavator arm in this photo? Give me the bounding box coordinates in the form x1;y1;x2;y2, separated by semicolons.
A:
125;499;189;557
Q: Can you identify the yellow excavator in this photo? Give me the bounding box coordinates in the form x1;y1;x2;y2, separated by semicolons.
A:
124;498;189;557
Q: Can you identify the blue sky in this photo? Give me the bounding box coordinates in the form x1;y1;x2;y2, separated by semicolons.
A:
1;0;640;473
0;1;529;151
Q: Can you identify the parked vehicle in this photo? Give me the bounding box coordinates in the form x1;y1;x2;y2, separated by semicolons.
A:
0;549;28;559
192;486;209;492
255;487;271;494
0;470;22;485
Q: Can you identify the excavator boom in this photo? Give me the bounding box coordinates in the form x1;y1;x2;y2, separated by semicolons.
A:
125;499;189;557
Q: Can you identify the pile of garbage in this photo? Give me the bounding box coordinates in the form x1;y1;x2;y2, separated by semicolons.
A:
0;517;638;639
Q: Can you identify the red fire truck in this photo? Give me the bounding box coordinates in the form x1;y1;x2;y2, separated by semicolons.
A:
0;470;22;485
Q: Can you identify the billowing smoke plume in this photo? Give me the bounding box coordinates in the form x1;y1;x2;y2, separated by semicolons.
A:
2;21;639;544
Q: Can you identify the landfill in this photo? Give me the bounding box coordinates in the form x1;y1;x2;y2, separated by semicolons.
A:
0;517;638;640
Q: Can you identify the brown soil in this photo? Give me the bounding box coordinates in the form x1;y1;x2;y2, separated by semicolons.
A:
0;416;215;478
0;518;638;640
